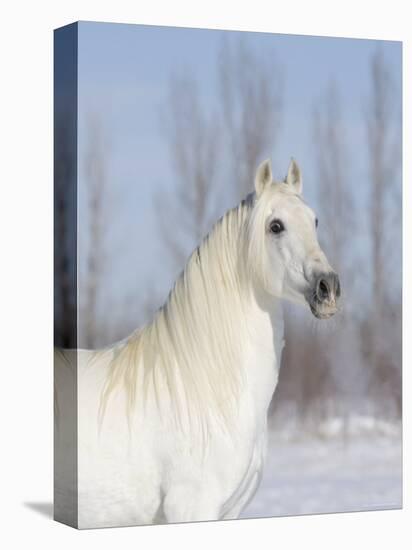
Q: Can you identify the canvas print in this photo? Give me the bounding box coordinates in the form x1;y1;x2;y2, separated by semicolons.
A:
54;22;402;529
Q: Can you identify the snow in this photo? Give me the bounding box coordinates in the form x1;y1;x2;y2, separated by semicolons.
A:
242;419;402;519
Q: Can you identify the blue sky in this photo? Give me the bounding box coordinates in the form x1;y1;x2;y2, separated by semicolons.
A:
76;21;401;337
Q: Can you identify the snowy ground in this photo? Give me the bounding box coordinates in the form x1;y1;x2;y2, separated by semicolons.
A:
242;418;402;519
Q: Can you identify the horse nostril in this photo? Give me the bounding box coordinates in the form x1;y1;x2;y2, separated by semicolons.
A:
317;278;330;301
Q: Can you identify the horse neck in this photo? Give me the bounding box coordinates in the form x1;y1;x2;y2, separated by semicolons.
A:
242;285;285;420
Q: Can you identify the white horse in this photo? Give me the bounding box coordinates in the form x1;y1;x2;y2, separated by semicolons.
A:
54;159;340;529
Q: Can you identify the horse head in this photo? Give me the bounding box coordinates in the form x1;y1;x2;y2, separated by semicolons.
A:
249;158;341;319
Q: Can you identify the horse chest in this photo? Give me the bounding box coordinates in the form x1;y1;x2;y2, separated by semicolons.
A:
206;375;276;518
223;426;267;517
216;317;283;516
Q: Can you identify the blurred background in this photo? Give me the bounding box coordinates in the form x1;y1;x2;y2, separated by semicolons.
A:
55;22;402;517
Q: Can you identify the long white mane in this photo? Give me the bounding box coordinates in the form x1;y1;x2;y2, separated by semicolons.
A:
98;193;265;436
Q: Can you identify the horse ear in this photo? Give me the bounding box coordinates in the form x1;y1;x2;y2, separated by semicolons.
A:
285;158;302;194
255;159;273;197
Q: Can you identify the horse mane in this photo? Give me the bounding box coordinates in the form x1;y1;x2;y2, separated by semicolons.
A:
98;193;266;437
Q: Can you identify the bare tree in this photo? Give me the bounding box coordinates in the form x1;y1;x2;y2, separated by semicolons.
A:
313;81;353;274
365;48;402;416
218;39;283;198
158;39;283;283
367;48;401;311
157;74;222;274
313;83;358;416
81;115;109;348
271;312;335;427
54;111;77;349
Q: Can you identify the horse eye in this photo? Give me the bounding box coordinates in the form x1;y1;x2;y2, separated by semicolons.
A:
270;219;285;234
315;218;319;228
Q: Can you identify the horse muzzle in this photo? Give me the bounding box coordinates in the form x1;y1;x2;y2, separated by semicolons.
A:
306;272;341;319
